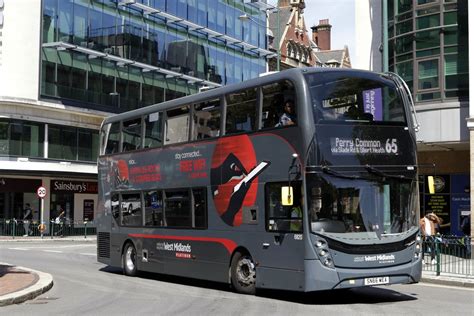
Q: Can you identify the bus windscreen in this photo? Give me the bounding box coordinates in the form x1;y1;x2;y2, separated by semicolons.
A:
305;73;407;124
307;173;419;240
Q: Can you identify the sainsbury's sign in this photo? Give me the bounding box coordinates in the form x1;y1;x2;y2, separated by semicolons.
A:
52;180;98;194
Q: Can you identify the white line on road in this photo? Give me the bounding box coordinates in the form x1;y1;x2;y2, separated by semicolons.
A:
79;253;96;256
6;244;95;250
43;250;63;253
8;248;29;251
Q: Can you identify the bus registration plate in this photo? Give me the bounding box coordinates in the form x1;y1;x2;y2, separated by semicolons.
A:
364;276;389;286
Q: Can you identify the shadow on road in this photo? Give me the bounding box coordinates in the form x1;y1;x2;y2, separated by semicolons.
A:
257;286;418;305
99;266;418;304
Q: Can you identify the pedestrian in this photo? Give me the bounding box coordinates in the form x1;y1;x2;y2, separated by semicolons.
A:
22;203;33;236
461;214;471;257
55;209;65;237
420;212;442;264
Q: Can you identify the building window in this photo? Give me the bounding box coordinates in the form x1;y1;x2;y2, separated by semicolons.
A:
48;124;99;162
0;120;45;158
418;59;439;90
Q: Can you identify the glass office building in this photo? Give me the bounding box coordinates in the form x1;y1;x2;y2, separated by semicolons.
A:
385;0;470;236
41;0;268;113
0;0;270;226
387;0;468;102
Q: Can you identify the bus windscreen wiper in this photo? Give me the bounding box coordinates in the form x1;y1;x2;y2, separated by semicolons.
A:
365;165;407;180
321;166;360;180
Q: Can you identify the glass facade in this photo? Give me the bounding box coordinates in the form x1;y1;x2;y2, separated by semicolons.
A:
40;0;267;113
387;0;468;102
0;119;98;162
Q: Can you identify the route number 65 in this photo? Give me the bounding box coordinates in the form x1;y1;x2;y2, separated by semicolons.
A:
385;139;398;154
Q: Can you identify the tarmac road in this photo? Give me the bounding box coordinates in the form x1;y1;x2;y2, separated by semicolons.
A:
1;240;473;315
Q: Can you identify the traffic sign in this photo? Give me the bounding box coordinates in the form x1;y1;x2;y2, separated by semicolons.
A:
37;186;47;198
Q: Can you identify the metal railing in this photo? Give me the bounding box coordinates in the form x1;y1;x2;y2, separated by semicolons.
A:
0;218;96;239
422;235;473;276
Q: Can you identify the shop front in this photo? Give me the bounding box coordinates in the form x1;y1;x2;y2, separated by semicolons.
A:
420;174;470;236
50;179;98;225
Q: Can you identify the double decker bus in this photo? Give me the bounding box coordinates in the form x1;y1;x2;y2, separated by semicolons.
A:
97;68;422;294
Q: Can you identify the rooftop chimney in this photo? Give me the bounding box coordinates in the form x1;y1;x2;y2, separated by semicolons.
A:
311;19;332;51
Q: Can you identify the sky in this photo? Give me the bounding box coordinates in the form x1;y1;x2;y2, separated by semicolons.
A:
269;0;357;66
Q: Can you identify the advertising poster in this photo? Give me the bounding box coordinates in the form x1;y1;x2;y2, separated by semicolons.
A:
83;199;94;221
423;175;450;234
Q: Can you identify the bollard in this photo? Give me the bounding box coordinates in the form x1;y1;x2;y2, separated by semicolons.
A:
51;221;54;239
84;221;87;239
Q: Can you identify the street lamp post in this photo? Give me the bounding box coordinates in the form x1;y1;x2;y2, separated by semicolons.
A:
239;8;281;72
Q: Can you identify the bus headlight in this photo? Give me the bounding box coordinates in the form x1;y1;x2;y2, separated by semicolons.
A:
414;234;423;259
323;258;333;267
315;240;326;248
314;239;334;268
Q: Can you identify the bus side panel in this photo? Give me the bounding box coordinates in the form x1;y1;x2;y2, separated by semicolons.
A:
256;267;305;291
131;232;233;283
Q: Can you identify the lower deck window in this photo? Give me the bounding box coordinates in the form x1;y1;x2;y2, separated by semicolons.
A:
116;188;207;229
265;182;303;232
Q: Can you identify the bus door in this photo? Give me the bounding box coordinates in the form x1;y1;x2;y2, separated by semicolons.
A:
257;182;305;290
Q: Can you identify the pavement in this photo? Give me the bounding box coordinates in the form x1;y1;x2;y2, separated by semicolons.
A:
0;236;473;307
0;236;96;306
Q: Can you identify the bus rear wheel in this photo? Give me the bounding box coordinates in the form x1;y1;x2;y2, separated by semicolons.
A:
231;251;256;295
123;243;138;276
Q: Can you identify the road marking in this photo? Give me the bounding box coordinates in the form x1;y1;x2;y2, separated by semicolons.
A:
8;248;29;251
43;250;63;253
7;244;95;250
79;253;96;256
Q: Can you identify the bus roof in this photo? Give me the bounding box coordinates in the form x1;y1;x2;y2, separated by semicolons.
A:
102;67;384;126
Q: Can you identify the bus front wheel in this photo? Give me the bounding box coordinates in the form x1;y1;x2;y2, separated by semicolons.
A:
123;243;138;276
231;251;256;295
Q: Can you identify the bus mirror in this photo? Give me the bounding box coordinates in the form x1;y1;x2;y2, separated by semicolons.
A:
281;187;293;206
427;176;435;194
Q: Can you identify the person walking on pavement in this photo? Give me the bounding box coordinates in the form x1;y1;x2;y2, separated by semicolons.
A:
461;214;471;257
22;203;33;236
420;212;442;264
55;209;65;237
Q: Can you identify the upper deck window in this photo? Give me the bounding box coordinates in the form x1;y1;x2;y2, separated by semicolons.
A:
193;99;221;140
261;81;297;129
122;118;142;152
225;88;257;135
165;106;190;145
144;112;163;149
306;73;407;124
105;122;120;155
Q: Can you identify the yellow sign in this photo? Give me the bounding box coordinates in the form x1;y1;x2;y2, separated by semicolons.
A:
38;223;46;233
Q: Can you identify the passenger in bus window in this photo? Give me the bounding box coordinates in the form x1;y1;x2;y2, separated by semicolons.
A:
275;100;296;127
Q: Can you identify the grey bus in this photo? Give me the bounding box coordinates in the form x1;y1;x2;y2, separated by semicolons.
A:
97;68;422;294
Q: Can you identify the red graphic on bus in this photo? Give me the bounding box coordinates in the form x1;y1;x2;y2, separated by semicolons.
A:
210;135;269;226
113;159;130;187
